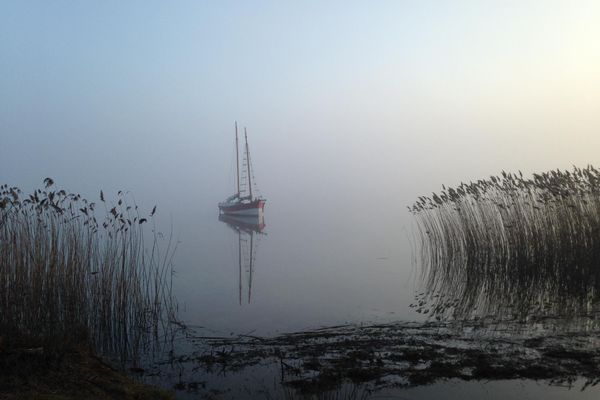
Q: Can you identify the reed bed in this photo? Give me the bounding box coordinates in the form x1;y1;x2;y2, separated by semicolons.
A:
0;179;175;362
410;166;600;321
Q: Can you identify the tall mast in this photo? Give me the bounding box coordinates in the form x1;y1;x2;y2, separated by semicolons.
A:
244;128;253;200
235;122;240;197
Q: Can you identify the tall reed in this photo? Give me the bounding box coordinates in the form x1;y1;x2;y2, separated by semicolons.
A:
410;166;600;321
0;179;175;361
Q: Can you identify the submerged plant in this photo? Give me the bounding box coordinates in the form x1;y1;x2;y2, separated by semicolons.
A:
410;166;600;322
0;179;175;362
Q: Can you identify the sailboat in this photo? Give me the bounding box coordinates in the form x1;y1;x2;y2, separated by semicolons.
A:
218;122;266;217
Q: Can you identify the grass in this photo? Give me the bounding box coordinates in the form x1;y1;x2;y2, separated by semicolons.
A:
0;179;175;362
409;166;600;321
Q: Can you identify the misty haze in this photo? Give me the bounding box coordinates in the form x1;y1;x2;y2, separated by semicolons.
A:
2;1;600;399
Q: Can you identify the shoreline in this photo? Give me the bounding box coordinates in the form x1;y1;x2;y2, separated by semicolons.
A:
175;319;600;394
0;343;174;400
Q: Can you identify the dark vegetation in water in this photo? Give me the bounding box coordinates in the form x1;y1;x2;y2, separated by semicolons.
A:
409;166;600;321
0;179;176;398
166;320;600;396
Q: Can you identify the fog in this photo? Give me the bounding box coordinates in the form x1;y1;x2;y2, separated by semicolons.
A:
2;1;600;332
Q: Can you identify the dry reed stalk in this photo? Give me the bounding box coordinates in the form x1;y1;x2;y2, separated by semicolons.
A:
0;180;176;363
410;166;600;323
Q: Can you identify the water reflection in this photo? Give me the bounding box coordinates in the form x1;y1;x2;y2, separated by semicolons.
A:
218;214;265;305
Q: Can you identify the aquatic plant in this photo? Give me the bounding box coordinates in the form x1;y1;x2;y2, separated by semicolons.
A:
0;179;175;361
410;166;600;321
177;321;600;393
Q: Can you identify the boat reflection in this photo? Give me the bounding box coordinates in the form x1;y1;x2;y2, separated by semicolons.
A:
219;214;265;234
219;214;265;304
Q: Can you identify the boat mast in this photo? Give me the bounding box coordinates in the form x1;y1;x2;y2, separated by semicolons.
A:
235;122;240;197
244;128;253;200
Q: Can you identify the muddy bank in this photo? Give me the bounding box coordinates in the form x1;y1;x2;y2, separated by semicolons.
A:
0;343;174;400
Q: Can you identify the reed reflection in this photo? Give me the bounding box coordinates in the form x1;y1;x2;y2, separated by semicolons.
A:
410;166;600;323
219;214;265;305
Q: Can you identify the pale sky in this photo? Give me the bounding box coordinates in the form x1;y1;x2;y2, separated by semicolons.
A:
1;1;600;210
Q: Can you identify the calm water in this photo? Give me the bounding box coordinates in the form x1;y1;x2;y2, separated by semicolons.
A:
171;192;420;336
142;178;600;399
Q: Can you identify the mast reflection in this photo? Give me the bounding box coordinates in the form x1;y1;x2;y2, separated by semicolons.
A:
219;214;265;305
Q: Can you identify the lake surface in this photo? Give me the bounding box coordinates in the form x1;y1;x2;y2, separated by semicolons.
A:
172;195;420;337
140;176;600;399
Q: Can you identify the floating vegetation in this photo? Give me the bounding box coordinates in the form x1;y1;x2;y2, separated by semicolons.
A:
409;166;600;322
0;179;176;362
166;320;600;395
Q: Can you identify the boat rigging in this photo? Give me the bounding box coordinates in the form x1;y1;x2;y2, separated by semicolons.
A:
218;122;266;217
